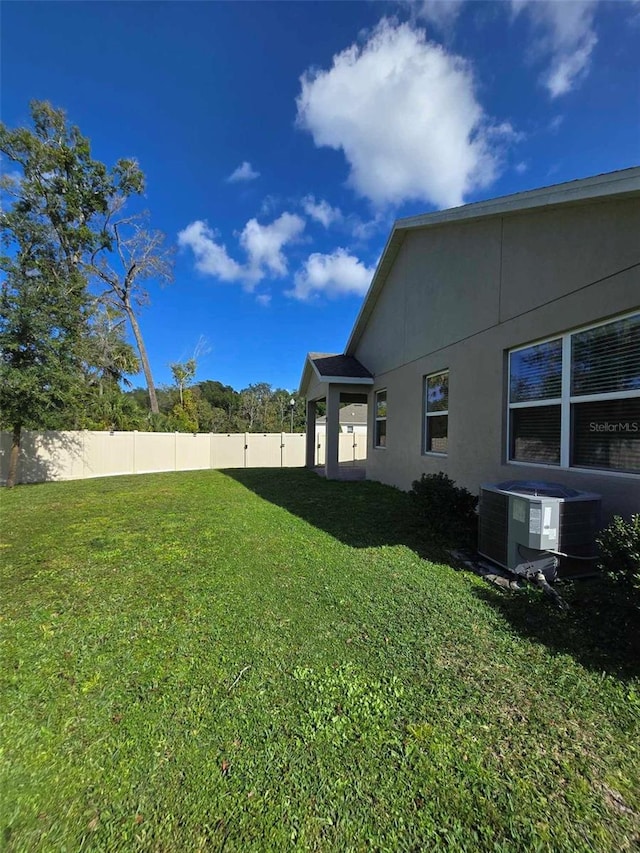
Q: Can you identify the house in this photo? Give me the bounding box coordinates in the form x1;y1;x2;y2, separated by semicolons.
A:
315;402;368;436
299;168;640;518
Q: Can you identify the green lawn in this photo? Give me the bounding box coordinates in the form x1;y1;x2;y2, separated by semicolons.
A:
1;469;638;852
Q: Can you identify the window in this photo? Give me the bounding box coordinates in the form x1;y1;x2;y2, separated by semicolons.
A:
346;425;354;434
508;339;562;464
508;312;640;473
374;389;387;448
425;371;448;454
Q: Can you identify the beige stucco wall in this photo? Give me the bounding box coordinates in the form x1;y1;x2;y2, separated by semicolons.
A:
354;196;640;518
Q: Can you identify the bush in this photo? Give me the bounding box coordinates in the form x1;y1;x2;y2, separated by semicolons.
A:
410;472;478;546
597;514;640;594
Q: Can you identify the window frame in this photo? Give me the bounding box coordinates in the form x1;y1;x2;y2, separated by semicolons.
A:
424;370;449;457
374;388;387;449
507;310;640;477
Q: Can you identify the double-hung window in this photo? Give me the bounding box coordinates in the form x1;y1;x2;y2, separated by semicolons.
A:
425;371;448;454
508;312;640;473
374;389;387;448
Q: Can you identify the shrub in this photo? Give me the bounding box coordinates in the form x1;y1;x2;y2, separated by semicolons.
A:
410;472;478;546
597;514;640;594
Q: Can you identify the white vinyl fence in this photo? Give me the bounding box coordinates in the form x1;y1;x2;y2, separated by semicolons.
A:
0;430;367;485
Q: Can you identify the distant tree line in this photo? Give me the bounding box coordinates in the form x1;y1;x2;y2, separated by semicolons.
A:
124;379;307;434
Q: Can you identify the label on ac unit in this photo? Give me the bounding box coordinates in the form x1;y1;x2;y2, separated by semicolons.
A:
529;507;542;535
512;498;526;523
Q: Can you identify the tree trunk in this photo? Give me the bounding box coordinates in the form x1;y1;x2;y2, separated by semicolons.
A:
125;304;159;414
7;423;21;488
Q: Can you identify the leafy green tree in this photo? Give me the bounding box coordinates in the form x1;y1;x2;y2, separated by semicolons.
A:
170;358;197;406
81;305;140;398
80;387;148;431
197;380;239;422
76;306;145;430
0;101;143;486
168;358;199;431
238;383;273;432
169;389;199;433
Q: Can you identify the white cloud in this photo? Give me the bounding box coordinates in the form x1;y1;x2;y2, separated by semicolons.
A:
415;0;465;30
177;221;243;282
256;293;272;307
289;249;375;301
548;114;564;133
296;18;510;209
302;195;343;228
178;213;304;292
240;212;305;282
227;161;260;183
515;161;528;174
511;0;598;98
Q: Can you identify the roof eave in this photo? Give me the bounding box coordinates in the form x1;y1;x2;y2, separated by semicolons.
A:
316;376;374;385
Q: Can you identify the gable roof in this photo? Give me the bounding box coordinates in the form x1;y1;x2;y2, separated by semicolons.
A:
345;166;640;355
299;352;374;395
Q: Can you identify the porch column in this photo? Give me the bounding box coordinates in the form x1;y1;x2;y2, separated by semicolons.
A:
305;399;317;469
325;385;341;479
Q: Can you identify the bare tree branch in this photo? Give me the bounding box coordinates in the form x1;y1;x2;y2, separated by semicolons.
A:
86;209;175;414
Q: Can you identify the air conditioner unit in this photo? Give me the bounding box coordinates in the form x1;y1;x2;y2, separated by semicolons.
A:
478;480;601;578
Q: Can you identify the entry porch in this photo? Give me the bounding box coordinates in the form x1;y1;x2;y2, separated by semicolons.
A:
299;353;373;481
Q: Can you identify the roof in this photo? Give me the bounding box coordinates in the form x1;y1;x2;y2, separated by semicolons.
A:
309;353;373;380
345;166;640;355
299;352;374;395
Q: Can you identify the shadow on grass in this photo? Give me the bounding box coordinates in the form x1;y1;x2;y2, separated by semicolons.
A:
223;467;640;681
222;466;438;554
471;580;640;680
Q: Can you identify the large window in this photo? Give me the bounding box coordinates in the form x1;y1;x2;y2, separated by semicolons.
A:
374;389;387;448
508;312;640;473
425;371;448;454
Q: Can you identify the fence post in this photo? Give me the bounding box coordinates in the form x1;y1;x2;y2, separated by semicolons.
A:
244;433;249;468
209;432;214;469
132;431;137;475
174;432;178;470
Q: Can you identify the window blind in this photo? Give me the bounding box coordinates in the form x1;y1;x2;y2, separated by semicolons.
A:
510;405;561;464
571;314;640;396
510;339;562;403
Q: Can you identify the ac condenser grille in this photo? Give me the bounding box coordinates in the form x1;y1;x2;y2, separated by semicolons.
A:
558;500;600;557
478;489;509;567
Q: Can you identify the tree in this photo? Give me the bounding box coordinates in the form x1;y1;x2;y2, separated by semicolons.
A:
197;380;238;423
168;357;199;432
0;101;144;486
77;305;144;430
89;212;173;414
170;358;197;406
82;305;140;399
238;383;273;432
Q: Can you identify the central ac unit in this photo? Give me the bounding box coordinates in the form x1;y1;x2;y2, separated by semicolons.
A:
478;480;601;577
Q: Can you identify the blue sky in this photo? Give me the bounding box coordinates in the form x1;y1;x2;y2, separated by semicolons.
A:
2;1;639;393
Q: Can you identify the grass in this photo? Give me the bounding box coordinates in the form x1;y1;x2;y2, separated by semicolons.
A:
1;468;639;852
